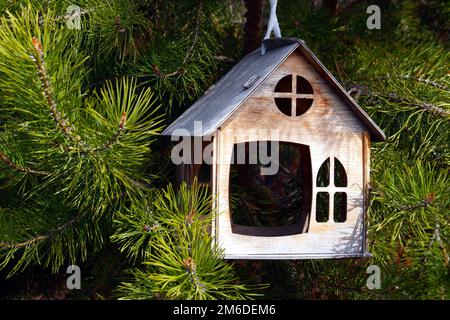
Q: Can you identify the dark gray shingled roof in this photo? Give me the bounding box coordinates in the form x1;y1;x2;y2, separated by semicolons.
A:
162;37;385;142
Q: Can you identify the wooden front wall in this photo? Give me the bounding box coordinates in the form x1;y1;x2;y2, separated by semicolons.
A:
211;50;371;259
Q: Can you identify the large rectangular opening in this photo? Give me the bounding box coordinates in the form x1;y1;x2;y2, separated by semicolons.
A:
229;141;312;236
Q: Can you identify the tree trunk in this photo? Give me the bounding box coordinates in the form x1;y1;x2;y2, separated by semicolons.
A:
243;0;264;55
323;0;338;16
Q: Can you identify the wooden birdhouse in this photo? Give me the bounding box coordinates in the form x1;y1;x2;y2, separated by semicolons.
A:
162;38;385;259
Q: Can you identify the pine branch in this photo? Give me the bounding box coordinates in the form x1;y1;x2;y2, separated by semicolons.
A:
183;257;206;293
0;214;83;250
423;223;449;266
400;75;449;91
149;1;204;80
0;151;48;176
182;0;203;65
31;39;144;155
419;103;449;119
397;192;435;212
30;37;84;146
93;112;127;152
348;85;450;119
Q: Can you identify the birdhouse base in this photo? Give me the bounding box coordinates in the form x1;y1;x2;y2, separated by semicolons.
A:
223;252;373;260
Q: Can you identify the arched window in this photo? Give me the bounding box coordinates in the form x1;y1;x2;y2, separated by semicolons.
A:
316;157;348;223
274;75;314;117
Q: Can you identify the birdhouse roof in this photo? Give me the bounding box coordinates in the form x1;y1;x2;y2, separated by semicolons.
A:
162;37;385;142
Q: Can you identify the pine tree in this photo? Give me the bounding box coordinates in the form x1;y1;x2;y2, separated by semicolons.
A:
0;0;449;300
0;5;163;273
113;180;259;299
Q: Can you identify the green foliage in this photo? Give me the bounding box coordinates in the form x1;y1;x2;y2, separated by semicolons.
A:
133;29;220;115
348;44;449;164
115;181;260;300
127;1;234;116
277;0;345;60
370;157;449;256
0;0;448;300
0;7;162;274
87;0;151;62
0;193;105;275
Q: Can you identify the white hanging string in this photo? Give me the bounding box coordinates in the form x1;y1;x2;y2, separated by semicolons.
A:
264;0;281;39
261;0;281;54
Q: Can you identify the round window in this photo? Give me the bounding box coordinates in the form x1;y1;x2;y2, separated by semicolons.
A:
274;75;314;117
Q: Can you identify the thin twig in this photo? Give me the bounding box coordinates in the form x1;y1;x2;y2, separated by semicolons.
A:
0;214;83;249
0;151;48;176
93;112;127;152
435;224;449;265
425;223;449;266
52;8;90;23
419;103;449;119
183;0;203;65
400;75;449;91
397;192;435;212
347;85;450;119
397;201;430;212
151;0;203;79
30;37;85;146
183;257;206;292
127;177;153;190
165;68;186;78
420;222;449;279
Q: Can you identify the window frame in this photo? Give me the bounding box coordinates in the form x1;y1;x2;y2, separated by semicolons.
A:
315;156;348;223
274;74;314;117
